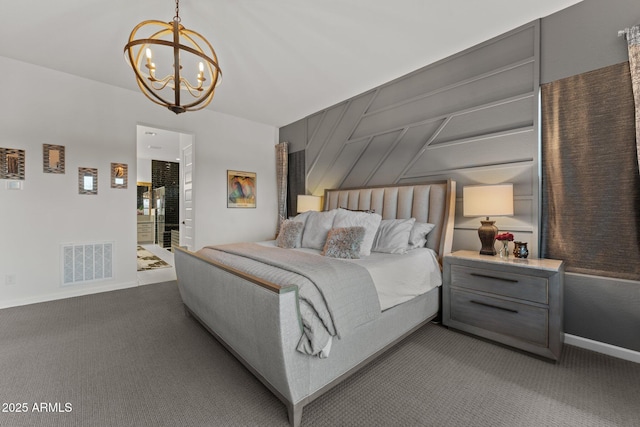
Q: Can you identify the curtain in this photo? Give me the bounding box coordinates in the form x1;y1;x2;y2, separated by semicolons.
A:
541;62;640;281
287;150;306;217
275;142;288;235
623;25;640;174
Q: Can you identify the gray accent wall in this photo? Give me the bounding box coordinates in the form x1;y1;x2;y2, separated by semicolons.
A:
279;0;640;354
280;21;541;257
541;0;636;84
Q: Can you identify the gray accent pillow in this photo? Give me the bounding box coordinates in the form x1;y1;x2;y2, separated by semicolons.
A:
373;218;416;254
276;220;304;249
408;222;436;249
321;227;365;259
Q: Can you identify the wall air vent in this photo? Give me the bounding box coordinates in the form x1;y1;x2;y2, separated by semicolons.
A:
61;242;113;285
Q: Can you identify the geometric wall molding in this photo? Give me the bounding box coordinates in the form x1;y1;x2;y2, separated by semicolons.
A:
280;20;541;255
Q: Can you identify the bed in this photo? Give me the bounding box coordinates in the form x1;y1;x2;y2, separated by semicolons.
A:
174;179;456;426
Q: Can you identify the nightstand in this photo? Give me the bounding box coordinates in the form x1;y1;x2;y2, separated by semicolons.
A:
443;250;564;361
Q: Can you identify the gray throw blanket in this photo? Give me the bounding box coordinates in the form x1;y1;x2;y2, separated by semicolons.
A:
203;243;381;356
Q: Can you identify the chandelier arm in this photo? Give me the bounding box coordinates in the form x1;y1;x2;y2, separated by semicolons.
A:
180;78;204;98
178;86;216;110
180;77;201;92
150;77;174;91
179;95;216;111
135;76;169;108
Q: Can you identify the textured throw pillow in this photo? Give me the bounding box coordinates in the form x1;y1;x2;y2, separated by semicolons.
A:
275;220;304;249
372;218;416;254
408;222;436;249
301;209;338;250
322;227;365;259
332;208;382;257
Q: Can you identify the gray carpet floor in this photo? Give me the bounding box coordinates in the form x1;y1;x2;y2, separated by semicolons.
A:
1;281;638;427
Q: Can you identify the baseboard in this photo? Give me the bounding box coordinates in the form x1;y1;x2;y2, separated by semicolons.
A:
565;334;640;364
0;281;138;310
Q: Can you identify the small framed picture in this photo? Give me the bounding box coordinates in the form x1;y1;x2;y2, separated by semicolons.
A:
0;148;25;180
111;163;128;189
227;170;256;208
78;167;98;195
43;144;65;174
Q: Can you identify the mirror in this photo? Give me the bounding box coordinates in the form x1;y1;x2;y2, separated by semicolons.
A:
137;182;152;218
43;144;65;174
1;148;25;180
111;163;128;189
78;167;98;195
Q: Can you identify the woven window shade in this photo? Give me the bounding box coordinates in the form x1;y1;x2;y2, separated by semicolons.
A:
541;62;640;280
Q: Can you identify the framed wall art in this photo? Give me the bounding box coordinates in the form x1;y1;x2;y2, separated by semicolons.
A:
227;170;256;208
111;163;128;189
43;144;65;174
0;147;25;180
78;167;98;195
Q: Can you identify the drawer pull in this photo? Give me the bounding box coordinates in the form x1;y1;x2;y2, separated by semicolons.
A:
470;272;518;283
470;300;518;313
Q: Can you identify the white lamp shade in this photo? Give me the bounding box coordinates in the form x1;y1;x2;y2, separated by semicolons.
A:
297;195;322;213
463;184;514;217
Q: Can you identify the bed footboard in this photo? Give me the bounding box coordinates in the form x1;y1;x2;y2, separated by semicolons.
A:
175;246;440;426
174;247;307;425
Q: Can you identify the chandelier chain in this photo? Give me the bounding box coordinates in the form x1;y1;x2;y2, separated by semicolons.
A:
174;0;181;22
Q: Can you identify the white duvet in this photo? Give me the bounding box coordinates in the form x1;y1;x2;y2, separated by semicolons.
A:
259;241;442;311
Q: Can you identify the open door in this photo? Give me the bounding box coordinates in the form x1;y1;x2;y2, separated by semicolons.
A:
180;140;195;251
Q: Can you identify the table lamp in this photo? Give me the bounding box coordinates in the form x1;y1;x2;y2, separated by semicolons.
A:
463;184;514;255
297;195;323;213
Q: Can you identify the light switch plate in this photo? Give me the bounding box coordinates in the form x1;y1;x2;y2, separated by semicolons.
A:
6;180;22;190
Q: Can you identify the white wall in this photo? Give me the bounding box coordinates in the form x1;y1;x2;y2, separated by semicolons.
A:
137;158;152;183
0;56;278;309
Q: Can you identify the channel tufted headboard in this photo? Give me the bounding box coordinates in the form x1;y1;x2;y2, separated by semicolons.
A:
323;179;456;262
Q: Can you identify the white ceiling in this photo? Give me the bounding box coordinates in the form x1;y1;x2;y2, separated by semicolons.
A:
1;0;582;127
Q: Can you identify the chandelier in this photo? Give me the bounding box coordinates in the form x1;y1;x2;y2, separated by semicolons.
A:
124;0;222;114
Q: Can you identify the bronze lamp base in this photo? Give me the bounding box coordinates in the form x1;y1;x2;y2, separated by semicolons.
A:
478;219;498;255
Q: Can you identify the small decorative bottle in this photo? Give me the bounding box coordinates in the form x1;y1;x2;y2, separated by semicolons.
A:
513;241;529;258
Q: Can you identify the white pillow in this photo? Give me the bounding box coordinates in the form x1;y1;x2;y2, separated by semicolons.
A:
301;209;338;250
332;208;382;257
408;222;436;249
291;211;312;247
373;218;416;254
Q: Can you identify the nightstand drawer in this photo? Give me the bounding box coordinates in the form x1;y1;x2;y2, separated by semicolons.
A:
450;289;548;346
451;265;548;304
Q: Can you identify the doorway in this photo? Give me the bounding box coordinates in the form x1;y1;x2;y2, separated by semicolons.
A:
136;125;194;285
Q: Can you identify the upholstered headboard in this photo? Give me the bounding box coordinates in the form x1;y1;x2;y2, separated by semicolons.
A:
323;180;456;261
